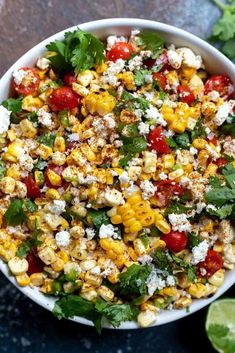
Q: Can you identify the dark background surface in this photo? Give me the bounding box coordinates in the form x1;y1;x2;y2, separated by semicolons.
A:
0;0;234;352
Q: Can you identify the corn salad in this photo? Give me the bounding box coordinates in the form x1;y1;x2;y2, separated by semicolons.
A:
0;28;234;329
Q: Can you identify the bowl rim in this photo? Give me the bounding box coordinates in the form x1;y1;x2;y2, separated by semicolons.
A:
0;17;235;330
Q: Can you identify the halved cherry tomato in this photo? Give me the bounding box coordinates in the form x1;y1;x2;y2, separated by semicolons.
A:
45;164;66;188
155;179;185;207
107;42;134;62
63;72;77;86
27;250;44;276
197;250;223;278
204;75;234;100
48;87;80;112
215;157;228;168
153;72;167;90
148;126;171;154
161;231;188;253
178;85;195;105
24;175;41;199
12;67;40;95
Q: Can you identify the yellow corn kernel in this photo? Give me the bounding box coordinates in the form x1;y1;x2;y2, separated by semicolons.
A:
122;209;136;221
117;203;132;215
19;119;37;138
183;163;193;174
139;213;155;227
84;91;117;116
159;287;178;296
85;272;102;287
208;269;224;287
100;238;124;255
60;217;69;229
7;129;16;141
117;71;136;90
37;145;53;160
22;95;43;111
127;247;138;261
150;238;166;250
202;219;214;232
192;138;207;150
57;250;70;263
170;120;186;134
161;103;175;124
180;66;196;80
51;258;65;272
7;139;23;157
87;184;99;199
34;171;44;186
2;152;17;163
203;163;218;178
111;214;122;224
133;238;146;256
129;221;143;233
105;170;113;185
16;274;30;287
123;233;138;242
6;164;20;180
163;154;175;169
155;219;171;234
97;285;115;301
166;70;179;86
201;101;217;118
127;193;142;205
45;188;60;200
188;283;207;298
114;255;127;268
80;143;96;162
77;70;94;87
54;136;65;153
46;169;61;186
168;168;184;180
40;278;53;294
96;63;108;74
30;273;44;286
198;150;209;166
72;82;89;97
0;176;16;194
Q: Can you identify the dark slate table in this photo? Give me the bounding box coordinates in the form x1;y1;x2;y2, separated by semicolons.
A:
0;0;234;352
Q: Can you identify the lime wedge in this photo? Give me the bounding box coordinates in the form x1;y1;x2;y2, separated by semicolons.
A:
206;299;235;353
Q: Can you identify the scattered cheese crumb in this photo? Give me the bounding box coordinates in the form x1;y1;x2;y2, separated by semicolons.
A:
168;213;192;232
0;105;11;134
191;240;209;265
55;230;71;248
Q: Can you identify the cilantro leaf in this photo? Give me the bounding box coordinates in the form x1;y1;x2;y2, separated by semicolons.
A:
222;39;235;60
38;133;56;147
207;204;234;219
191;119;206;140
87;209;109;230
152;250;172;272
2;97;22;113
208;176;224;188
123;136;148;154
138;31;165;58
188;232;202;249
140;232;149;248
222;163;235;188
212;9;235;41
175;132;190;149
165;202;192;216
134;69;151;86
16;242;31;259
34;159;47;171
172;255;196;282
166;137;178;148
16;219;42;259
118;264;152;297
119;153;134;168
205;188;235;206
120;90;150;111
4;199;28;226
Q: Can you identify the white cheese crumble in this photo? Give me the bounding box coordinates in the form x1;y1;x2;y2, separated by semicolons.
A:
191;240;209;265
85;227;96;240
13;69;28;85
106;35;127;50
0;105;11;134
49;200;66;215
138;122;150;135
207;90;220;102
102;59;125;86
176;48;202;69
144;74;153;83
55;230;71;248
103;114;116;129
205;144;220;160
189;147;198;155
67;133;80;142
90;266;101;275
37;107;53;128
99;224;119;239
140;180;157;200
128;55;143;71
124;181;140;197
214;102;231;126
167;49;182;69
159;172;168;180
138;254;153;265
146;270;166;295
168;213;192;232
36;57;50;70
166;275;176;286
119;171;130;184
145;104;167;126
223;138;235;157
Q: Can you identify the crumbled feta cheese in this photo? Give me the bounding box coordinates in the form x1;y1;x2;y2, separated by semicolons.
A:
187;117;197;130
36;57;50;70
167;49;182;69
55;230;71;248
207;90;220;102
144;91;155;101
159;172;168;180
49;200;66;215
163;129;175;137
168;213;192;232
138;122;150;135
90;266;101;275
138;254;153;265
223;138;235;157
119;171;130;184
140;180;157;200
196;202;206;214
144;74;153;83
102;58;125;86
128;55;143;71
0;105;11;134
189;147;198;155
103;114;116;129
205;144;220;160
214;102;231;126
13;69;28;85
67;133;80;141
191;240;209;265
85;227;96;240
37;107;53;128
176;48;202;69
106;35;127;50
18;151;34;172
64;262;81;275
145;104;167;126
206;204;217;212
146;270;166;295
125;182;140;197
99;224;119;239
166;275;176;286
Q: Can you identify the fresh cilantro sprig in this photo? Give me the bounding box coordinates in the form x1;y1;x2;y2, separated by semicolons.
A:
16;219;42;258
2;97;23;123
4;199;38;226
138;31;165;58
46;28;105;74
221;114;235;137
38;132;56;147
87;209;109;230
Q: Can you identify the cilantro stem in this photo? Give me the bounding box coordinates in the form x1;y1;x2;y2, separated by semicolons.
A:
213;0;235;11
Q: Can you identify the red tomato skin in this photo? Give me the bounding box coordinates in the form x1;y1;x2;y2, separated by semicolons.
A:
161;231;188;253
12;67;40;95
27;251;44;276
215;157;228;168
197;250;223;278
48;87;80;112
154;179;185;207
45;164;66;188
148;126;171;154
107;42;134;62
24;175;41;199
63;72;77;86
178;85;195;105
153;72;167;90
204;75;234;100
144;51;171;72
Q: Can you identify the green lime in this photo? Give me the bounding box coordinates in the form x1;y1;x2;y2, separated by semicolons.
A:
206;299;235;353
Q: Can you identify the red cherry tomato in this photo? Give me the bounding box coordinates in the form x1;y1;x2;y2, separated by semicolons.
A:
12;67;40;95
24;175;41;199
204;75;234;100
27;251;44;276
45;164;66;188
161;231;188;253
153;72;167;90
215;157;228;168
197;250;223;278
148;126;171;154
178;85;196;105
48;87;80;112
63;72;77;86
155;179;185;207
107;42;134;62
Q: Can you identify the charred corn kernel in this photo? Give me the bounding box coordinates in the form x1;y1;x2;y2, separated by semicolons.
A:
117;71;136;90
107;207;117;219
202;219;214;232
111;214;122;224
132;201;148;212
174;297;192;309
85;272;102;287
71;204;87;218
198;150;209;166
8;257;29;275
80;288;98;301
30;273;44;286
180;66;196;80
80;260;96;271
40;278;53;294
51;151;66;166
60;217;69;229
38;247;57;265
87;184;98;199
99;238;124;255
96;62;108;74
163;154;175;169
123;217;137;228
155;219;171;234
161;103;175;124
51;258;65;272
170;120;186;133
46;169;61;186
7;165;21;180
77;70;94;87
45;188;60;200
57;250;70;263
0;176;16;194
129;221;143;233
54;136;65;152
188;283;207;298
168;169;184;180
208;269;224;287
159;287;178;296
97;285;115;301
150;238;166;250
7;139;23;157
183;163;193;174
123;233;138;242
19;119;37;138
34;171;44;186
80;143;96;162
7;129;16;141
201;101;217;117
16;274;30;287
166;70;179;86
203;163;218;178
84;91;117;116
137;310;156;328
72;82;89;96
189;74;204;95
127;246;138;261
192;138;207;150
114;255;127;268
139;213;155;227
142;151;157;174
37;145;53;160
2;152;17;162
105;170;113;185
22;95;43;111
81;128;95;140
133;238;146;256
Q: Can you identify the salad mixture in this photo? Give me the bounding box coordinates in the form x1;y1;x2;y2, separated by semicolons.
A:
0;28;234;330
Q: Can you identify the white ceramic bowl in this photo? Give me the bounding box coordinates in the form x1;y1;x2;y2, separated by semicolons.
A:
0;18;234;329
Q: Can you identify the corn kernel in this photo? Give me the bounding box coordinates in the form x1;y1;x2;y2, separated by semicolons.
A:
16;274;31;287
192;138;207;150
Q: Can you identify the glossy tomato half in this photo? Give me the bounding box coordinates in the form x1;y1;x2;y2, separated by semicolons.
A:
48;87;80;112
161;231;188;253
204;75;234;100
107;42;134;62
178;85;195;105
24;175;41;199
155;179;185;207
12;67;40;95
148;126;171;154
63;72;77;86
153;72;167;90
197;250;223;278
